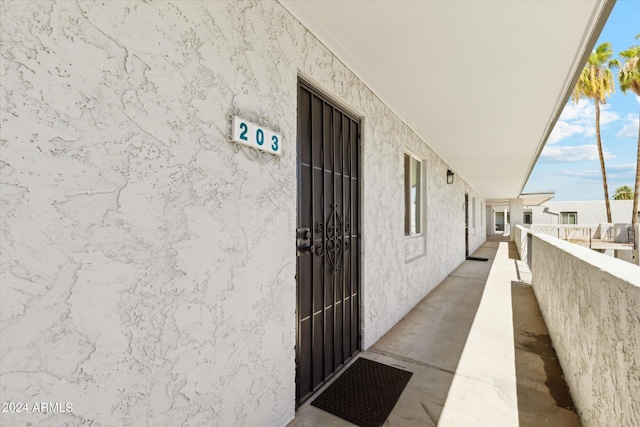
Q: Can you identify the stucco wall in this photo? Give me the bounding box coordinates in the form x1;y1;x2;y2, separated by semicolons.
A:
1;1;485;425
514;225;527;263
531;234;640;427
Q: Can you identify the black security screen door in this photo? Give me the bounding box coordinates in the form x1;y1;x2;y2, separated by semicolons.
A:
296;80;361;407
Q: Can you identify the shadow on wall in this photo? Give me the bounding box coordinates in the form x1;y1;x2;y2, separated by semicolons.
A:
511;282;581;427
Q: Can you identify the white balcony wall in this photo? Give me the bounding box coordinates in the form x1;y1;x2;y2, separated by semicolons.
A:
0;1;485;425
531;234;640;426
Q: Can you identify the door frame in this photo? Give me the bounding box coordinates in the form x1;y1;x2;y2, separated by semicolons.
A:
465;193;469;257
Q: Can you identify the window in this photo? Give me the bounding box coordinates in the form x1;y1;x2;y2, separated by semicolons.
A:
524;212;532;224
561;212;578;224
472;197;476;229
404;153;421;235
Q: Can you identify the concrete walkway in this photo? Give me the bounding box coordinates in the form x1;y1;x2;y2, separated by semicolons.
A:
289;236;580;427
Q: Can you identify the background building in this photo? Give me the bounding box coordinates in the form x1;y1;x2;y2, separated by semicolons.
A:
528;200;638;224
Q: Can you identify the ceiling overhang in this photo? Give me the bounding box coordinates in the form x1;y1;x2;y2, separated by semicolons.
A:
520;192;556;207
279;0;615;200
488;192;556;208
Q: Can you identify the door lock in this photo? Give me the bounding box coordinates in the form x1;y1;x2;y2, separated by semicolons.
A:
297;227;316;255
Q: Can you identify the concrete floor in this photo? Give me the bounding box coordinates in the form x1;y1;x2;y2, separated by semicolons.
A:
288;236;580;427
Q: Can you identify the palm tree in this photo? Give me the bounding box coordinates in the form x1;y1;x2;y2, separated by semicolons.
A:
613;185;634;200
618;35;640;225
572;42;620;223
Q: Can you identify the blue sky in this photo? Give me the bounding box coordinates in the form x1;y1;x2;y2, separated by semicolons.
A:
524;0;640;201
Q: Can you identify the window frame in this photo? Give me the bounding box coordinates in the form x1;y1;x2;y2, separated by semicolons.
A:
472;197;476;229
404;152;423;236
561;211;578;225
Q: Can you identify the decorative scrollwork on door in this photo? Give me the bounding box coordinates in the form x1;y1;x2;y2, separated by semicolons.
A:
316;204;350;274
344;222;351;253
314;222;325;256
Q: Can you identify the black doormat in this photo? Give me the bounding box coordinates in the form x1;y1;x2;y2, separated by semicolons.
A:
466;256;488;261
311;357;413;427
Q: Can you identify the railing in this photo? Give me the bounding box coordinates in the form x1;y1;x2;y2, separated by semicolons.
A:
528;224;635;249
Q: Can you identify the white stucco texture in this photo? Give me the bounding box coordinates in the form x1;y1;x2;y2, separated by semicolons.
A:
531;233;640;427
1;1;485;425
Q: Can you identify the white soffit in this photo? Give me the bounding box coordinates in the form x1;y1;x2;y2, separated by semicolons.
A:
520;192;556;207
489;191;555;208
279;0;613;200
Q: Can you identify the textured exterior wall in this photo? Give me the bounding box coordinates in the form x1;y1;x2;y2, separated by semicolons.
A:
531;200;636;224
486;205;495;236
514;225;527;263
509;198;523;242
1;2;300;425
531;234;640;427
1;1;484;425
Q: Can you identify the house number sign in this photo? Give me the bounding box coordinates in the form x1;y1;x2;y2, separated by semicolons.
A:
231;116;283;157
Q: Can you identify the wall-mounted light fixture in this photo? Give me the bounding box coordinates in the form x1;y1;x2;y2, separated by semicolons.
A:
447;169;454;184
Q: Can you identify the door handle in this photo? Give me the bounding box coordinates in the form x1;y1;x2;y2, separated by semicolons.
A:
300;242;316;254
